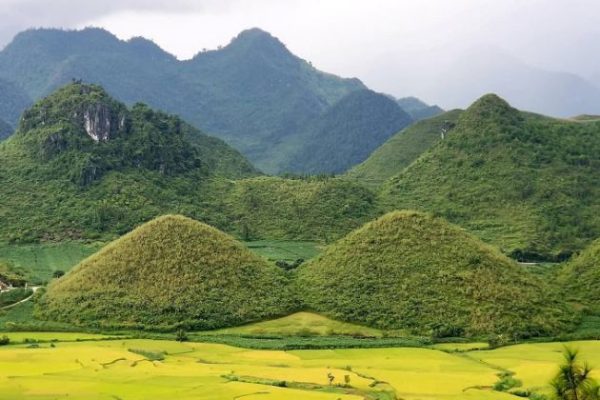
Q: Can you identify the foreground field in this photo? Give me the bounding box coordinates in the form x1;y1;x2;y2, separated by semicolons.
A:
1;334;599;400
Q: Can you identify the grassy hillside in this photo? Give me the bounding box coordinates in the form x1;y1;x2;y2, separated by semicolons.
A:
298;211;576;337
382;94;600;259
274;89;412;174
37;215;296;330
557;238;600;307
220;176;380;242
347;110;461;186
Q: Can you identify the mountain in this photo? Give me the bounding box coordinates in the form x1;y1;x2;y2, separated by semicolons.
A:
0;78;31;127
0;118;13;140
0;83;258;242
557;238;600;307
271;89;412;174
0;83;378;243
396;97;444;121
298;211;575;337
346;110;462;186
382;94;600;260
37;215;295;330
425;47;600;117
0;27;382;174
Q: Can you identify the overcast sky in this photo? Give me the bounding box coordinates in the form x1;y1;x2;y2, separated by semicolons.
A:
1;0;599;106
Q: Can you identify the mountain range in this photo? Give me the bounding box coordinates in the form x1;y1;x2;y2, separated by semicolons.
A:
0;27;434;174
0;83;377;243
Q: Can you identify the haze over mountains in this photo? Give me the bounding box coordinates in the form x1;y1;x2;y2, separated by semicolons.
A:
421;47;600;117
0;27;427;174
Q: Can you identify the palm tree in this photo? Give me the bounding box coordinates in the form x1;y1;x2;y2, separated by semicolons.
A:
551;347;599;400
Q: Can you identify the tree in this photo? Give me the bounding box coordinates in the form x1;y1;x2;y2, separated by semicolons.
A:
551;347;600;400
327;372;335;385
53;270;65;279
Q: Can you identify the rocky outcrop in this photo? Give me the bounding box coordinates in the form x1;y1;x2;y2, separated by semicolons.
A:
82;103;126;142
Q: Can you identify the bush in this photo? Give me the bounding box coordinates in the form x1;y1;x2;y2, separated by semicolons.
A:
0;335;9;346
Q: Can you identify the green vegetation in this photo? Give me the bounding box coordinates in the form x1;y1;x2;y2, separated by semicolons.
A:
38;215;296;330
557;238;600;308
0;242;102;284
275;89;412;174
0;288;33;307
245;240;321;265
550;347;600;400
299;210;576;337
0;27;372;174
211;312;383;337
0;260;27;286
347;109;462;186
221;176;379;242
0;83;381;244
383;94;600;259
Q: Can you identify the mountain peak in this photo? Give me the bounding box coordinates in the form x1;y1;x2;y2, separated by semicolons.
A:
461;93;522;125
19;82;128;143
226;27;290;56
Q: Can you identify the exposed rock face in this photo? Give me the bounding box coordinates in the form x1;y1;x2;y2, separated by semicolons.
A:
82;103;126;142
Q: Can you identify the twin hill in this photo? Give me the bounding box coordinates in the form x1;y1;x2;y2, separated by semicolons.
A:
381;94;600;260
298;211;575;337
37;215;295;330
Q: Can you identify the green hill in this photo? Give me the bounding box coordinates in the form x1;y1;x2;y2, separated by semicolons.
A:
220;176;380;242
557;238;600;307
382;94;600;260
0;82;258;242
37;215;295;330
347;110;461;186
274;89;412;174
0;83;379;243
298;211;576;337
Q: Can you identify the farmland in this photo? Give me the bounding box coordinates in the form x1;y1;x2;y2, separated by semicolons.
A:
1;334;599;399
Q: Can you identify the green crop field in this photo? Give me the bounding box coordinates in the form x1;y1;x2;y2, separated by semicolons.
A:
0;242;102;284
210;312;384;337
0;240;318;286
244;240;322;263
1;335;598;399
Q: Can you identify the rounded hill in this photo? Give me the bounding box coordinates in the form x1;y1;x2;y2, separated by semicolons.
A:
37;215;295;330
298;211;575;337
557;238;600;306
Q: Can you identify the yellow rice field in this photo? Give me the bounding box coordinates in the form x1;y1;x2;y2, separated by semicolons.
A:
0;334;599;400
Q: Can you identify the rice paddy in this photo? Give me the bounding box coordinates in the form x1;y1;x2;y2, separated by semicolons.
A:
1;333;598;399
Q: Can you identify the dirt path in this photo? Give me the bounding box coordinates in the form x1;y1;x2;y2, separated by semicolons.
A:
0;286;40;310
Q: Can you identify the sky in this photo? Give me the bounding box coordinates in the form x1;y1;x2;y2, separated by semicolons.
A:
1;0;599;106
